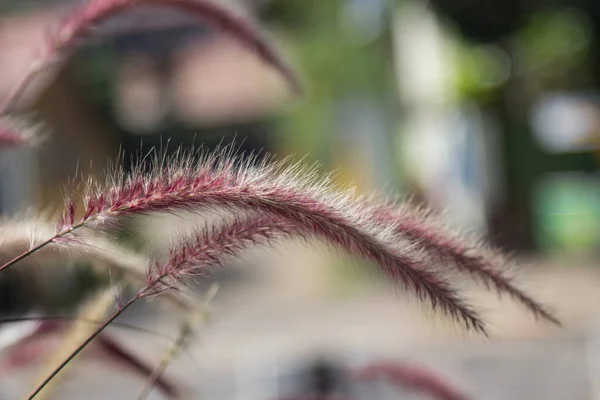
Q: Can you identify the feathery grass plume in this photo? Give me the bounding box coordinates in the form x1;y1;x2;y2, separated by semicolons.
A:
0;117;42;148
1;148;484;334
353;362;469;400
144;216;297;297
367;202;560;326
97;150;486;332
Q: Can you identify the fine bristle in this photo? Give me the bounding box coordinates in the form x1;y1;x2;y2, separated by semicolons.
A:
2;146;558;335
55;147;487;333
144;215;295;296
369;203;560;327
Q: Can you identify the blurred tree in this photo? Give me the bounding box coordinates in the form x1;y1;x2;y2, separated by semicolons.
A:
426;0;600;249
262;0;396;164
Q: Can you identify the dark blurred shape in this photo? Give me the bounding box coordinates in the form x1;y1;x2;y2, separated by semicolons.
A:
427;0;600;43
0;270;31;318
307;359;340;395
427;0;535;42
308;360;338;394
428;0;600;43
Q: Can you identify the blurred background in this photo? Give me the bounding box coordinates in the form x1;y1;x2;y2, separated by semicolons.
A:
0;0;600;398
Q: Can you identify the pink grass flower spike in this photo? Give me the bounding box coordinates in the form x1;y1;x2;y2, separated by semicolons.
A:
2;148;559;338
369;203;560;326
71;152;488;333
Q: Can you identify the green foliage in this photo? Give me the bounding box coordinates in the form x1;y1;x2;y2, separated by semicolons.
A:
452;42;511;101
449;7;593;102
264;0;393;158
515;8;592;79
